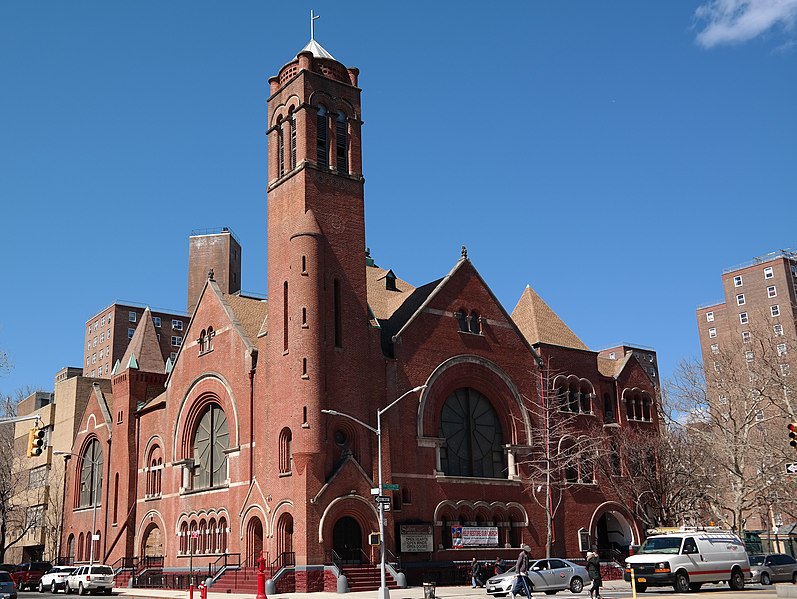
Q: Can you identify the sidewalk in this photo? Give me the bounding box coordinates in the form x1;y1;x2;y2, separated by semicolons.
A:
115;579;631;599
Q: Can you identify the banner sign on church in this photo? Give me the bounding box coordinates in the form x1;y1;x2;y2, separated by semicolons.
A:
451;526;499;548
400;524;434;553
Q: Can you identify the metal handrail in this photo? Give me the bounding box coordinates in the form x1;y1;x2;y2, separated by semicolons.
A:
269;551;295;575
326;549;343;570
386;548;402;571
207;553;241;579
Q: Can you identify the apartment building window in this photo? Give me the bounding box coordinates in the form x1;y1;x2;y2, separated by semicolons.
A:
764;266;774;279
706;311;715;322
171;336;183;347
708;327;717;338
101;317;105;326
87;341;91;351
755;410;764;422
92;354;96;364
710;344;719;354
129;311;136;322
739;312;749;325
741;331;751;343
128;328;135;339
26;505;45;529
774;324;784;336
29;465;48;489
90;370;95;377
771;305;780;317
107;313;112;323
99;349;103;359
777;343;787;357
736;294;745;306
100;332;104;343
733;275;743;287
172;319;183;330
93;337;97;347
153;316;161;327
718;395;728;405
767;285;777;298
745;351;754;363
781;364;791;376
170;352;177;361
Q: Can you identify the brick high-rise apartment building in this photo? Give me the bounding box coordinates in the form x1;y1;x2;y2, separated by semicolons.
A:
696;249;797;375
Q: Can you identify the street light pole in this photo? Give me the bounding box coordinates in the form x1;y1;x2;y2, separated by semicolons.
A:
322;385;426;599
55;450;100;566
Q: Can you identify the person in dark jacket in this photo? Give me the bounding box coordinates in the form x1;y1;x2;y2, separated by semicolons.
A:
471;557;484;588
510;545;532;598
586;550;602;599
494;557;505;575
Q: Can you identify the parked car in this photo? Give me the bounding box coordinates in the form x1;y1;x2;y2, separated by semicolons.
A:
485;559;587;595
0;567;17;575
65;565;115;595
39;567;76;593
749;553;797;585
0;571;17;599
11;562;52;591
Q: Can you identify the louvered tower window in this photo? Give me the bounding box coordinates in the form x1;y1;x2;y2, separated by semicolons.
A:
316;106;328;166
336;113;347;173
277;119;285;177
192;404;229;489
289;111;297;169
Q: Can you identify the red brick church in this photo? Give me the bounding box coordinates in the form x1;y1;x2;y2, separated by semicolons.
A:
60;34;659;592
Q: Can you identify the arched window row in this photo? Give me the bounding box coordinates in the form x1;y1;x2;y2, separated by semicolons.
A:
198;326;215;354
454;308;483;335
178;516;229;555
72;530;100;564
145;445;164;498
438;510;524;549
623;390;653;422
557;436;596;485
554;377;595;415
76;437;103;509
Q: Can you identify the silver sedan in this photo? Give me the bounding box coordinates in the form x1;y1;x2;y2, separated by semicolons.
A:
485;558;588;595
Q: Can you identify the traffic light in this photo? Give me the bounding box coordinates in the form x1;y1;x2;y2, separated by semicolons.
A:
789;422;797;449
27;427;45;457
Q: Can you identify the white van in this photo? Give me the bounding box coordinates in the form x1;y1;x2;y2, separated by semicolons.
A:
624;528;750;593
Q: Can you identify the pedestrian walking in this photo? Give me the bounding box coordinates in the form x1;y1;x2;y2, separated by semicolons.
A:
586;549;602;599
471;557;484;588
510;544;532;598
494;556;505;575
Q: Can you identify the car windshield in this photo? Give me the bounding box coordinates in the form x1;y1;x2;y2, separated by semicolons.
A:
0;573;11;582
637;537;682;554
91;566;113;575
749;556;764;566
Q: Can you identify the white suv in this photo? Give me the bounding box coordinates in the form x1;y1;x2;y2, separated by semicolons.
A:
39;567;75;593
65;565;115;595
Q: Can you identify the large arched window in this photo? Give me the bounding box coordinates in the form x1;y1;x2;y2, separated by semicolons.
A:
335;112;347;172
78;438;103;508
279;427;292;474
192;404;229;489
316;105;328;166
439;388;506;478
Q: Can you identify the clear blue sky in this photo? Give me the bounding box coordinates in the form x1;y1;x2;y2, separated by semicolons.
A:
1;1;796;397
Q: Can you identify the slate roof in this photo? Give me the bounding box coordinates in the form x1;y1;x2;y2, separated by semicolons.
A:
224;294;269;344
119;307;166;374
597;353;632;378
511;285;588;351
366;266;416;321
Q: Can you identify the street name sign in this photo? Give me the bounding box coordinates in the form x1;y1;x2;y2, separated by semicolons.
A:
382;483;400;490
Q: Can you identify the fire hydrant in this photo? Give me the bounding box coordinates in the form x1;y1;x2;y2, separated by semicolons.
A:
256;552;267;599
198;583;207;599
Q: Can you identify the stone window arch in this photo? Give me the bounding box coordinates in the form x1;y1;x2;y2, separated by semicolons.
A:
179;521;188;554
439;387;506;478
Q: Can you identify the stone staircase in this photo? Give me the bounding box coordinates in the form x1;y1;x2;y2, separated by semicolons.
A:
342;565;399;592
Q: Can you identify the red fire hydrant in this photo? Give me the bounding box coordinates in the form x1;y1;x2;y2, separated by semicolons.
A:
198;583;207;599
256;552;267;599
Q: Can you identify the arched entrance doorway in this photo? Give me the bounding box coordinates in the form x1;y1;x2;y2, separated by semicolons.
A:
595;510;634;559
276;513;294;562
142;523;163;557
332;516;363;564
246;517;264;565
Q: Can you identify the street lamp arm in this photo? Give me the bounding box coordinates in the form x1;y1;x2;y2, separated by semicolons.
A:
320;409;377;434
379;385;427;417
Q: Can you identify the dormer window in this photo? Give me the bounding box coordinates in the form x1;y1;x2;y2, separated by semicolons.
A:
385;271;397;291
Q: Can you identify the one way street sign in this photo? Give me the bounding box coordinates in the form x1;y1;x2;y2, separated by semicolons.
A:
786;463;797;475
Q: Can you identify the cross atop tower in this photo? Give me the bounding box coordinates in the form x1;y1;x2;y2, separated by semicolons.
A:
310;9;320;40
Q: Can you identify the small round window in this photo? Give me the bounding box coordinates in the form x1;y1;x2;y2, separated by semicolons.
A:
334;430;348;446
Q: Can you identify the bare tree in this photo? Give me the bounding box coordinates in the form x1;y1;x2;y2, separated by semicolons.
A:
670;317;797;532
515;363;599;558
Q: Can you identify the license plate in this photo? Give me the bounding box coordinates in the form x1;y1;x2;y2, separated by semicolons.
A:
637;577;647;583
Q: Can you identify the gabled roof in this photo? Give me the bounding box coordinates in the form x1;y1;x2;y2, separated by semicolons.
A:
511;285;588;351
119;307;166;374
597;353;633;378
225;294;269;345
366;265;416;321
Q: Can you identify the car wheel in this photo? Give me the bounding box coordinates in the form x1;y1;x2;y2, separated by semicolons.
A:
65;582;71;594
79;582;86;595
634;583;647;593
674;571;690;593
792;572;797;585
569;576;583;593
760;572;771;585
729;568;745;591
38;581;44;593
52;581;58;594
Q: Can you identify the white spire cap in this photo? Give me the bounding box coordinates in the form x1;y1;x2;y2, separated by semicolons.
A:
300;38;336;60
